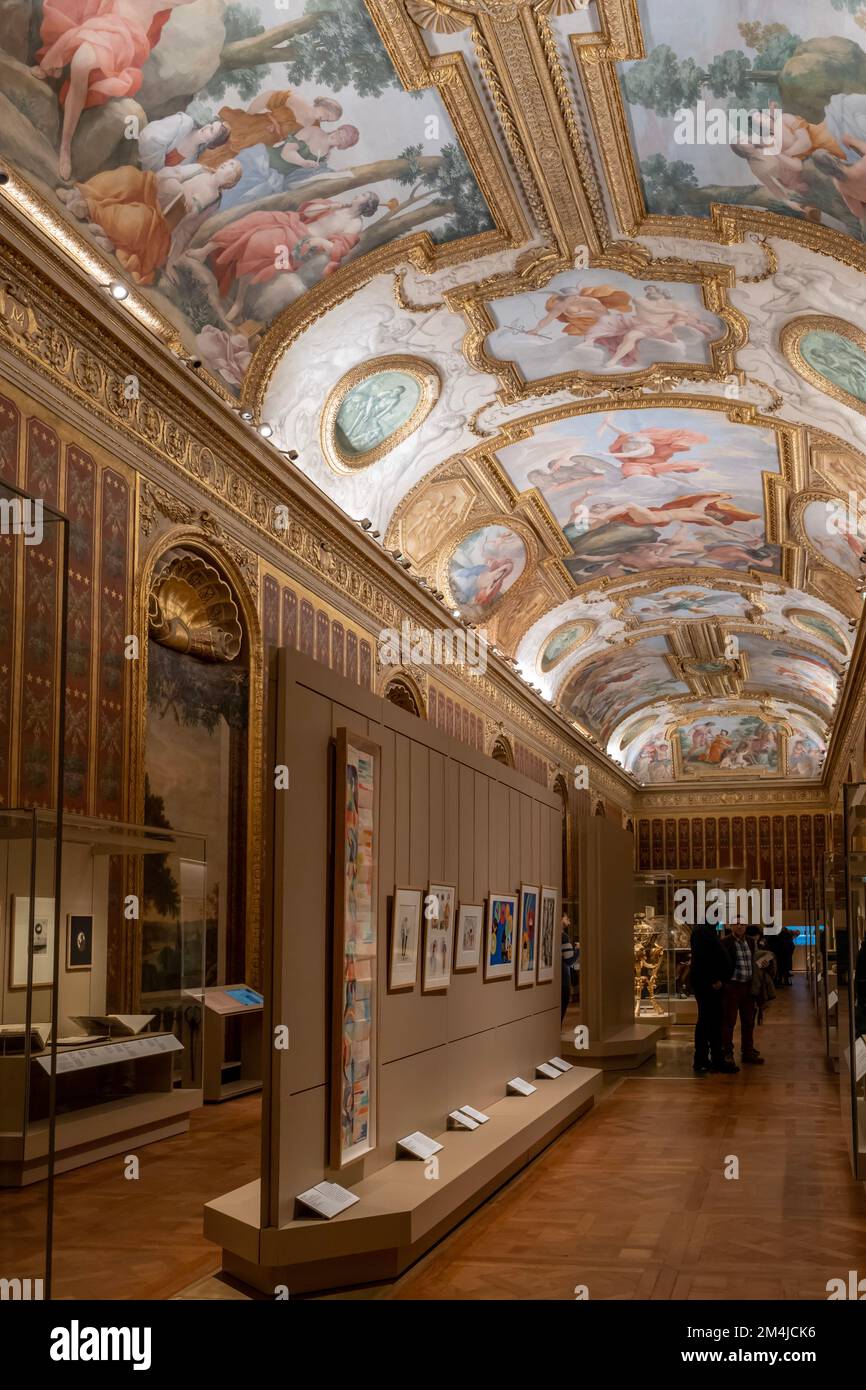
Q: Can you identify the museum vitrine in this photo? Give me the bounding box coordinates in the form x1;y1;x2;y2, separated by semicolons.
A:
842;784;866;1181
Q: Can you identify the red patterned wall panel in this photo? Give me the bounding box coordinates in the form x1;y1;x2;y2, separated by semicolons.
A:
651;818;663;869
438;692;445;728
462;708;469;744
346;630;358;684
19;420;60;807
280;587;297;648
786;815;799;909
799;815;813;901
0;395;20;808
759;815;771;885
331;621;344;676
428;684;437;724
664;818;676;867
263;576;279;648
299;599;314;656
94;470;130;819
63;446;96;813
638;819;650;870
446;698;454;738
691;817;704;867
732;816;744;867
315;610;330;666
704;817;717;868
359;640;372;689
771;815;785;893
718;816;730;867
745;816;758;881
678;818;690;868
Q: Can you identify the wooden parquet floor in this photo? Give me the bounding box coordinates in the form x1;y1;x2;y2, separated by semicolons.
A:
0;1094;261;1300
388;980;866;1301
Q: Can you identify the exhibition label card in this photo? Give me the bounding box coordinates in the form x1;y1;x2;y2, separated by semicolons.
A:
397;1131;443;1160
448;1110;479;1130
548;1057;573;1072
507;1077;536;1096
296;1182;359;1219
535;1062;561;1080
828;990;839;1010
459;1105;490;1124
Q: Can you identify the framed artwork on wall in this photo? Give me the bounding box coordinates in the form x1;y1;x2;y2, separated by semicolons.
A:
331;729;380;1169
517;885;539;988
484;893;517;981
422;883;456;992
454;903;483;971
389;887;421;991
66;915;94;972
9;896;55;990
537;887;558;984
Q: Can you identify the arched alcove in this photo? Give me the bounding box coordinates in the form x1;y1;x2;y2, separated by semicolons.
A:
383;673;425;718
491;735;514;768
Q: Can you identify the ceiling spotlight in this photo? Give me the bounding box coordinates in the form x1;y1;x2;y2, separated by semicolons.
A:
258;423;274;439
400;558;412;569
0;171;9;186
390;549;403;561
108;281;129;300
184;357;202;369
359;519;373;530
239;409;254;422
451;608;461;619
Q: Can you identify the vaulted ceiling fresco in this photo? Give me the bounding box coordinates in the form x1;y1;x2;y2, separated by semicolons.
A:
6;0;866;789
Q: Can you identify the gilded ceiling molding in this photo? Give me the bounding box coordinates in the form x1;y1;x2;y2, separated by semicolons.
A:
636;788;830;810
447;243;748;404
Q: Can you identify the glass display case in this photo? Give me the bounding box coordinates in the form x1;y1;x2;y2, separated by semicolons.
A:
841;784;866;1181
632;873;687;1019
561;894;580;1010
0;809;207;1296
818;851;844;1064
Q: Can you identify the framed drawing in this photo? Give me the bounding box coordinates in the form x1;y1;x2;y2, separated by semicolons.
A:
422;882;456;992
454;903;483;972
9;896;55;990
331;729;380;1169
66;915;94;972
537;887;558;984
484;893;517;982
389;887;421;991
517;885;539;988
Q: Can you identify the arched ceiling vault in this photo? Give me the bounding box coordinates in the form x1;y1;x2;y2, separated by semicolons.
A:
4;0;866;788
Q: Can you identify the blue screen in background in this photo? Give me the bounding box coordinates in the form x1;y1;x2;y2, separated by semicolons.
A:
789;925;820;947
226;987;263;1007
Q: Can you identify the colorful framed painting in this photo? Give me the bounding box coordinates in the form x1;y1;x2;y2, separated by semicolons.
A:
388;887;421;992
517;885;539;988
454;903;483;972
66;915;93;972
331;729;380;1169
321;355;441;472
484;893;517;982
537;887;558;985
9;897;55;990
422;882;456;993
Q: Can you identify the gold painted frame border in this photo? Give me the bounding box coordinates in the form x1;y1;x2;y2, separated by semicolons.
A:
449;244;747;404
538;616;596;674
780;316;866;418
668;708;790;782
320;354;441;473
438;513;539;622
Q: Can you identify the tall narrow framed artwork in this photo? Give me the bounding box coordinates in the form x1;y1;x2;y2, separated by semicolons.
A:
517;885;539;988
388;887;421;992
9;897;55;990
454;903;483;972
537;887;558;984
422;883;456;993
331;729;380;1169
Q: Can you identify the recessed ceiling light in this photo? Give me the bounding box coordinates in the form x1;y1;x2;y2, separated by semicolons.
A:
258;423;274;439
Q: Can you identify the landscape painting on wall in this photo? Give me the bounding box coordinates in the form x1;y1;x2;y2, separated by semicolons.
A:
0;0;494;391
483;269;724;384
496;408;780;587
621;1;866;244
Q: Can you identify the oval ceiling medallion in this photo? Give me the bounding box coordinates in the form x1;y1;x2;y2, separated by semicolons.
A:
538;618;594;673
800;497;861;579
320;354;440;471
446;524;527;622
781;316;866;414
784;606;849;656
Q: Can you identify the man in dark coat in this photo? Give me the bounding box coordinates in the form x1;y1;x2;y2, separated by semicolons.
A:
690;920;736;1074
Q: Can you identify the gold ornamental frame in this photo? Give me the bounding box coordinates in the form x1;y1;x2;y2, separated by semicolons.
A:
320;354;441;473
439;512;539;622
668;707;791;783
448;243;748;405
780;316;866;418
537;616;596;674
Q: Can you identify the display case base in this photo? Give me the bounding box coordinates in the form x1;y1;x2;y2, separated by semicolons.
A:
204;1065;601;1296
562;1020;665;1070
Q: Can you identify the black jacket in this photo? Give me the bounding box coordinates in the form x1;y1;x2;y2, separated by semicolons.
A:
689;923;732;992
